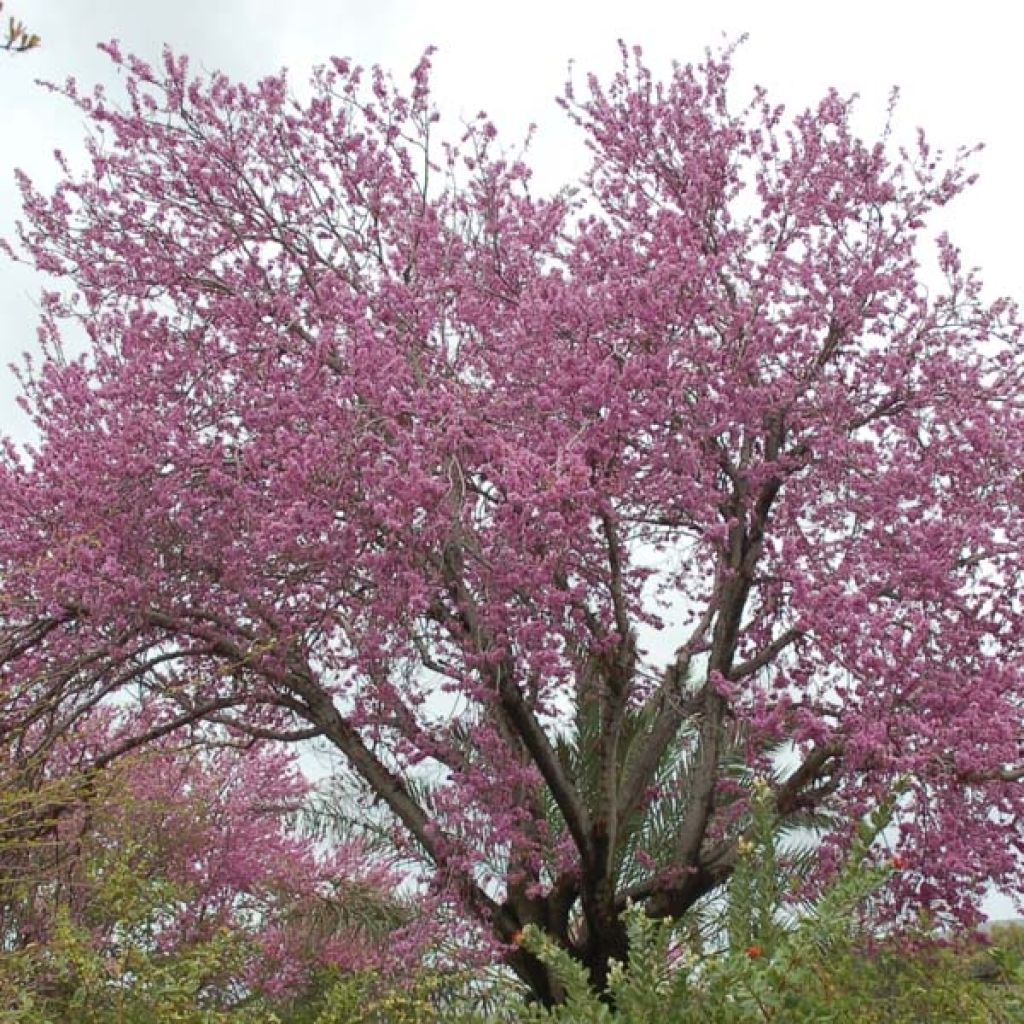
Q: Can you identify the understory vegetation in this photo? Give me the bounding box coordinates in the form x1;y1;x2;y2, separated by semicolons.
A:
3;780;1021;1022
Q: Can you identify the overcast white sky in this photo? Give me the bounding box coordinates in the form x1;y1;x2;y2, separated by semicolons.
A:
2;0;1021;917
3;1;1022;386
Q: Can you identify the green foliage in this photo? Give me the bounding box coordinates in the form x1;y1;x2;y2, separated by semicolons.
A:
281;970;436;1024
471;784;1024;1022
0;912;272;1023
0;763;271;1022
280;967;500;1024
0;863;274;1023
4;771;1022;1022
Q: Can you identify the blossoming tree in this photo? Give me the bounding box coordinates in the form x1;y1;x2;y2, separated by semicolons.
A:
2;40;1022;1003
0;711;422;1009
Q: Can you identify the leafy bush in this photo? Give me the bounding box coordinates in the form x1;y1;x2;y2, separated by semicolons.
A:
0;741;430;1022
282;970;445;1024
474;785;1024;1022
0;902;273;1023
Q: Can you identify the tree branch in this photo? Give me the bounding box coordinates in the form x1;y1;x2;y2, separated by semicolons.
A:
436;541;598;873
729;626;802;680
775;742;844;815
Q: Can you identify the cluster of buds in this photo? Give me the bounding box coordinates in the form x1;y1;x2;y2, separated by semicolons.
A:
2;3;40;53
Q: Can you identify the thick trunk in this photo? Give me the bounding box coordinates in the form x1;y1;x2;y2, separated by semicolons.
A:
506;911;630;1009
581;912;631;1001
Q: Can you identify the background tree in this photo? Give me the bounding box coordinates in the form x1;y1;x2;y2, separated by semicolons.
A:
1;40;1023;1004
0;715;429;1014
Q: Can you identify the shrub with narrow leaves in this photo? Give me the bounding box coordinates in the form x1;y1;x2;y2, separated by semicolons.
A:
492;793;1024;1022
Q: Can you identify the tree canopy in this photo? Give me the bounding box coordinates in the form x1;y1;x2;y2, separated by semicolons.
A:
2;40;1022;1003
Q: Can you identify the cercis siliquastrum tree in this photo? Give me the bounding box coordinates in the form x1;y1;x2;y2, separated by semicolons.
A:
2;40;1022;1004
0;712;424;1004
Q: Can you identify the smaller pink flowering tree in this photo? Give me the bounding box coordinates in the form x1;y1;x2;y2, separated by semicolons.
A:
0;711;427;1005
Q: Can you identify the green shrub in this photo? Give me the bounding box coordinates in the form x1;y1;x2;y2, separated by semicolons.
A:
5;778;1021;1023
469;784;1024;1022
0;909;274;1023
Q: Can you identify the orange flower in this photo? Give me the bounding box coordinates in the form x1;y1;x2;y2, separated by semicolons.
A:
890;855;907;870
746;944;763;959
